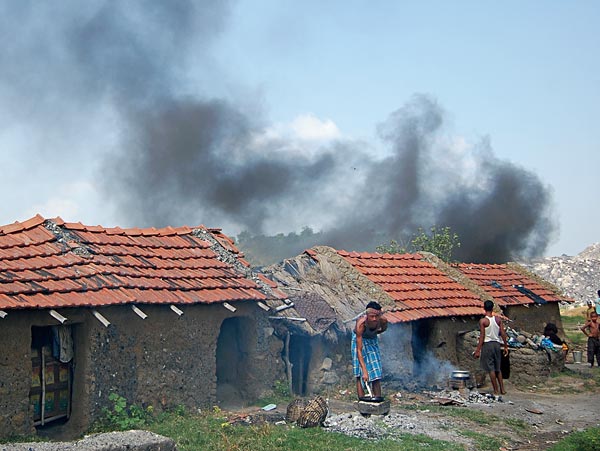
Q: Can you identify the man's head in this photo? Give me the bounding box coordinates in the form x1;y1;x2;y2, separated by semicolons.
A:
588;301;594;307
483;300;494;313
591;312;598;322
365;301;382;325
597;289;600;297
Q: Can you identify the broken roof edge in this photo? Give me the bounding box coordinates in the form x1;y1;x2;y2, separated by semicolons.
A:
506;261;575;303
314;245;396;310
192;227;286;303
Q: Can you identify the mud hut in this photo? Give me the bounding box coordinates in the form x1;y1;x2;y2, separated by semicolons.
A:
263;246;573;394
0;215;288;439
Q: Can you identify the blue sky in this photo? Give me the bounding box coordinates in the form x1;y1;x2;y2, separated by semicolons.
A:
0;1;598;258
216;0;599;256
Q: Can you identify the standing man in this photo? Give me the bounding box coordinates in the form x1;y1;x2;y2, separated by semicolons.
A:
352;301;388;399
474;300;509;396
581;311;600;367
586;300;595;321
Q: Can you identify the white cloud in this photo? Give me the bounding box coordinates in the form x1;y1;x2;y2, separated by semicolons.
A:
289;113;341;141
259;113;342;144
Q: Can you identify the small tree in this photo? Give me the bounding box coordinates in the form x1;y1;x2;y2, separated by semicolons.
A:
377;226;461;262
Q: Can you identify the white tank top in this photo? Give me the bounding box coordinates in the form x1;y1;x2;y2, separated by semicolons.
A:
484;315;501;343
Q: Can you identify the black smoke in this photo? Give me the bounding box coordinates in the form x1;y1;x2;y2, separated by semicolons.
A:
0;2;556;263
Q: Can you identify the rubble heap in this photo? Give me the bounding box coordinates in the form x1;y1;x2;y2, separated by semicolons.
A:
519;242;600;306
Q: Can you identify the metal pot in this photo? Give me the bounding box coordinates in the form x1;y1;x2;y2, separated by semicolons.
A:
359;396;385;403
450;370;471;380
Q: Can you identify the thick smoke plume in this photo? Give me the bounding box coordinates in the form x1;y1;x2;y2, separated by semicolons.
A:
1;2;555;264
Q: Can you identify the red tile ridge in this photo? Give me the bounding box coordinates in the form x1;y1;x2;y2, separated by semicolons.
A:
140;228;159;236
105;227;125;235
122;227;142;236
173;226;192;235
52;217;65;226
1;215;46;234
158;226;178;236
20;214;47;231
63;221;86;231
85;225;105;232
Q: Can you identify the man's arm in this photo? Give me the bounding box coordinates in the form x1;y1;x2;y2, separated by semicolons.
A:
355;319;369;382
497;317;509;356
473;318;487;358
377;315;388;334
581;321;591;336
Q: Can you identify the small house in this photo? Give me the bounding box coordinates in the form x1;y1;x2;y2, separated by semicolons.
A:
0;215;287;438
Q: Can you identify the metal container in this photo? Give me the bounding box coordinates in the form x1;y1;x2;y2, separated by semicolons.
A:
450;370;471;380
573;350;583;364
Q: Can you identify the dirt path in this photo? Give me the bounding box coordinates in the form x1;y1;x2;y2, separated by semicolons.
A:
316;363;600;450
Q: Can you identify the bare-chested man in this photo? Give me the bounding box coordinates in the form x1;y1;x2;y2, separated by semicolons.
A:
352;301;388;398
581;311;600;367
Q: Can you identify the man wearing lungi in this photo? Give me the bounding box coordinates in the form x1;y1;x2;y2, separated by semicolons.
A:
352;301;388;398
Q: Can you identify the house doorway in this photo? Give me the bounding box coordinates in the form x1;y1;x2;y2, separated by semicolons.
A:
289;335;312;395
30;325;73;427
216;317;256;407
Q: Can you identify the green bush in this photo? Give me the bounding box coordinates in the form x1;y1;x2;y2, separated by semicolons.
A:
97;393;154;431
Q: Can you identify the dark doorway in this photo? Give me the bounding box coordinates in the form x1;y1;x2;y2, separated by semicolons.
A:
411;319;434;385
30;326;73;427
289;335;312;395
216;317;255;408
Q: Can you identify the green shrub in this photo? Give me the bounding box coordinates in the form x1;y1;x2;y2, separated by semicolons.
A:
97;393;154;431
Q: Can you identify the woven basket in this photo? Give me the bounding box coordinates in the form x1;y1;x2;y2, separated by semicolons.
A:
296;396;328;428
286;399;307;423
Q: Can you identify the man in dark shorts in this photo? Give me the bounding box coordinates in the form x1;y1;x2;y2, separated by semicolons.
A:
473;300;509;395
581;311;600;367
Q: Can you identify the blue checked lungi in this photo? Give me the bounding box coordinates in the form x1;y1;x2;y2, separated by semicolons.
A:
351;332;382;382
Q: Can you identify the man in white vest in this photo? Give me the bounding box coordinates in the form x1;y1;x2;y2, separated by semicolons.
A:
473;300;509;396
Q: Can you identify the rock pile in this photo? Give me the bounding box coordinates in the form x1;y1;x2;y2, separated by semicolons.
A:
519;242;600;306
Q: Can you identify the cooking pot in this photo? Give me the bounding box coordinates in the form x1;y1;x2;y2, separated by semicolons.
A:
450;370;471;380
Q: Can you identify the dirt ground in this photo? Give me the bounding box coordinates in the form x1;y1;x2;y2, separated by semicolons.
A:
229;362;600;451
322;363;600;451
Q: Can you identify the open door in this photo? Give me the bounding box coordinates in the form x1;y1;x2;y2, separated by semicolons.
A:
30;326;73;427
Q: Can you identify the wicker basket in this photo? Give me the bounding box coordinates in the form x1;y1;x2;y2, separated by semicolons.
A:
296;396;328;428
286;399;307;423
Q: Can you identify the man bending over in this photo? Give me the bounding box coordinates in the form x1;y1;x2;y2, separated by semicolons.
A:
352;301;388;398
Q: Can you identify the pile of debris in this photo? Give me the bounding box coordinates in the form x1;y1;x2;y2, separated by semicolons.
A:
519;242;600;306
426;388;509;406
505;326;564;352
324;412;433;439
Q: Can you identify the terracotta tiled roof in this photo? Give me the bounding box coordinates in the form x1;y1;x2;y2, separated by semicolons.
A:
453;263;569;306
337;250;483;323
0;215;278;311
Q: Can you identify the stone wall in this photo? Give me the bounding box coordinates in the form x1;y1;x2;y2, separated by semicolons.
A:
504;303;564;336
0;302;284;439
457;330;565;387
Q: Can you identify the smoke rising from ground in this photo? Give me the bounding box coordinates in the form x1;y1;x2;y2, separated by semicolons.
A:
0;2;556;263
